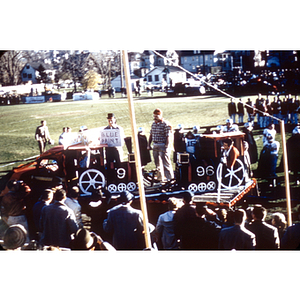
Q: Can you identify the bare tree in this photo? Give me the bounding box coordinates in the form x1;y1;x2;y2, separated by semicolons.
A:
0;50;26;85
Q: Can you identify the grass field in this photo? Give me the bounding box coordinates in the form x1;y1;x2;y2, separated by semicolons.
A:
0;92;290;173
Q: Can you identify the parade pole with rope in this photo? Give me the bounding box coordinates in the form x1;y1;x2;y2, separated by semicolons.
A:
152;50;293;226
122;50;152;248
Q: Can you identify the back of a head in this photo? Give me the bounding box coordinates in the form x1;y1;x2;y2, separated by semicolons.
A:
72;228;93;250
41;189;54;201
252;205;266;221
182;190;193;204
54;189;66;202
168;198;178;211
234;209;246;225
69;186;80;199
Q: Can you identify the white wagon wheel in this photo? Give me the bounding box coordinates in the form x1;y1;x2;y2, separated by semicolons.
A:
216;159;245;189
188;183;198;193
107;184;117;193
127;182;137;192
118;183;127;192
198;182;207;192
79;169;105;195
207;181;216;191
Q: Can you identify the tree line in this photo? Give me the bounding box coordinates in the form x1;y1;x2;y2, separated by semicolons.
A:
0;50;121;92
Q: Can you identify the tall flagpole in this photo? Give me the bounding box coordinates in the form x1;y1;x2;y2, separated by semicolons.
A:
122;50;152;249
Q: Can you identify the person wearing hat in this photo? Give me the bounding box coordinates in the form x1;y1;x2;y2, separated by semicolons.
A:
148;108;174;182
222;118;239;133
103;113;125;166
2;224;28;250
71;228;115;251
0;180;31;243
103;191;152;250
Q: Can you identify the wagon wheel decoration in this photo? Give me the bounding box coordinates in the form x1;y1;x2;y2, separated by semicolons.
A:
107;184;117;193
188;183;198;193
207;181;216;191
216;159;245;189
79;169;105;195
198;182;207;192
118;183;127;192
127;182;137;192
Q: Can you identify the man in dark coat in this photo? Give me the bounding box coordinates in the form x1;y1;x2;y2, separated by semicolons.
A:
242;122;258;164
173;191;198;249
218;209;256;250
228;98;237;123
246;205;280;249
103;191;153;250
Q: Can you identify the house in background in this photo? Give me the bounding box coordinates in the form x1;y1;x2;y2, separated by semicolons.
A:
21;63;56;84
111;74;143;92
144;66;187;88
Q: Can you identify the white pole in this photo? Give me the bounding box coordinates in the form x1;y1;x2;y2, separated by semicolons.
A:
280;120;292;226
122;50;152;249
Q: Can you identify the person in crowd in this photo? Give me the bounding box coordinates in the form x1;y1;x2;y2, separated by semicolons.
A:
242;122;258;164
271;212;287;245
103;191;153;250
137;127;151;168
65;186;83;228
218;209;256;250
32;189;53;239
70;228;115;251
237;98;244;124
58;127;67;145
35;120;52;154
220;138;240;169
147;108;174;182
245;98;255;122
222;118;239;133
39;189;78;248
173;124;186;163
173;191;198;249
155;197;179;250
290;95;299;125
280;96;289;124
0;180;31;243
185;131;200;163
255;93;265;128
265;95;273;127
281;205;300;249
257;134;280;183
103;113;125;166
263;123;276;146
245;205;280;249
193;202;221;249
2;224;28;251
286;125;300;185
228;98;237;123
271;96;281;126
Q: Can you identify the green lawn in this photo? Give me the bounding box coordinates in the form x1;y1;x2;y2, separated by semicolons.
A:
0;92;291;173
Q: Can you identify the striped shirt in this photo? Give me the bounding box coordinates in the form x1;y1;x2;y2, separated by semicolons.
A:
150;120;171;144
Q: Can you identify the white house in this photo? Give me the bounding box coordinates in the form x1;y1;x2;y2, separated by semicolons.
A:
111;74;143;92
144;66;187;87
21;63;56;84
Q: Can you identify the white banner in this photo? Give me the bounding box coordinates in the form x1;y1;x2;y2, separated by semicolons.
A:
99;128;122;147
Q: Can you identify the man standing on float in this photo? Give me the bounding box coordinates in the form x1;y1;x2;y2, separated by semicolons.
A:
103;113;125;167
148;108;174;182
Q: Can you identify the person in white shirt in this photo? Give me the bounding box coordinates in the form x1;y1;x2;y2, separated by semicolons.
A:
65;186;83;228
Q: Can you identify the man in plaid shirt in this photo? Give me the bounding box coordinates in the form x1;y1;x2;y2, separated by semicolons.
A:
148;108;174;181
